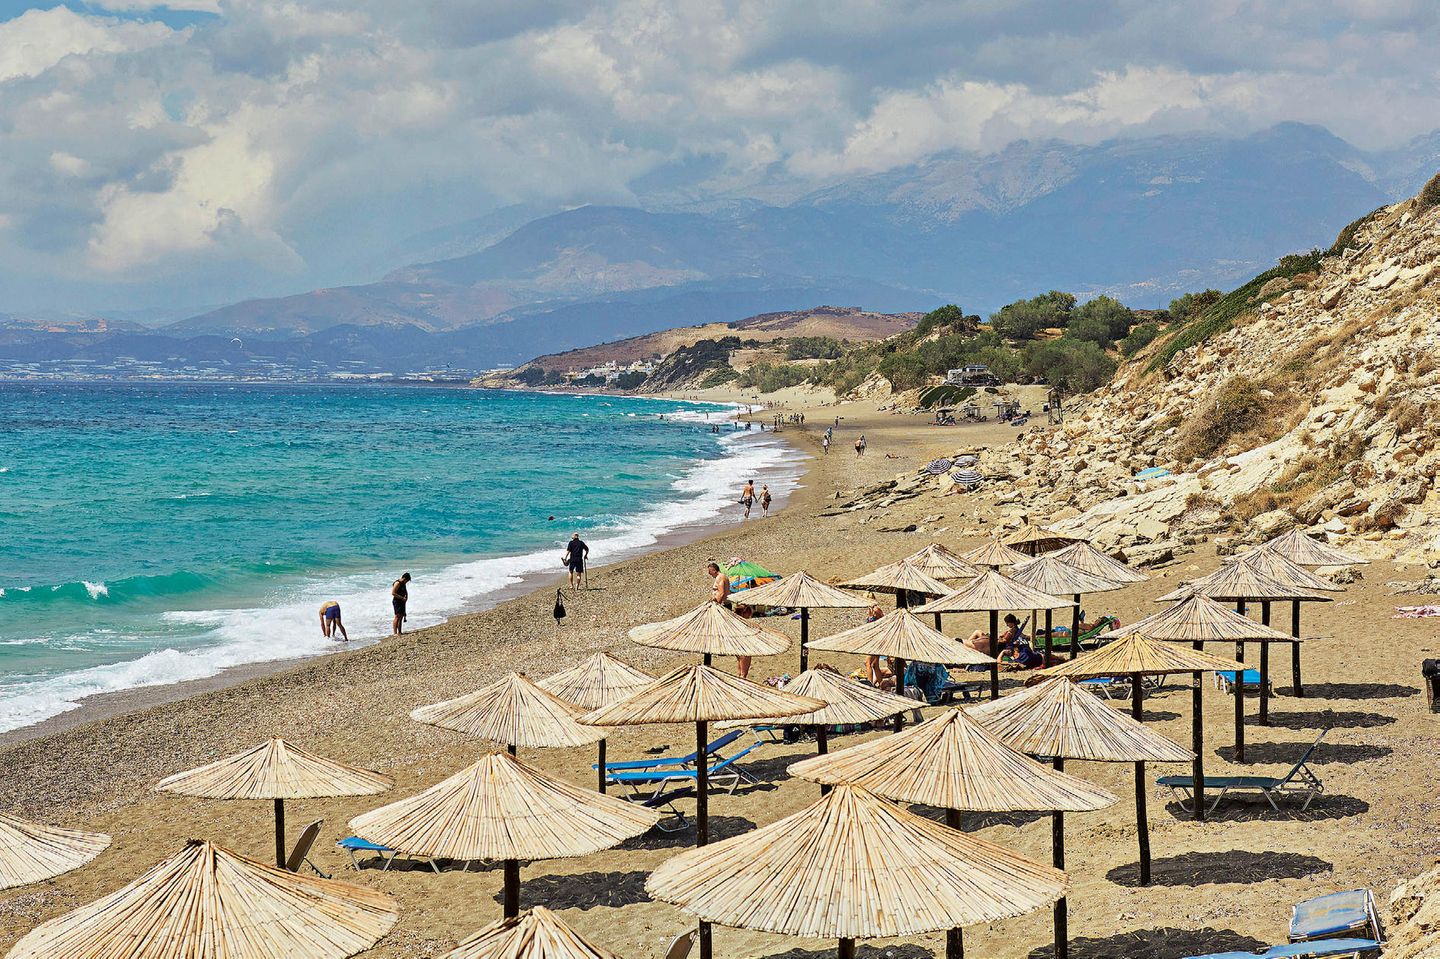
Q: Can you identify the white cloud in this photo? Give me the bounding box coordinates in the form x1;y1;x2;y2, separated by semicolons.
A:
86;0;223;12
0;7;174;82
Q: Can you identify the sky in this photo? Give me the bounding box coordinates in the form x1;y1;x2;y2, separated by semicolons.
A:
0;0;1437;316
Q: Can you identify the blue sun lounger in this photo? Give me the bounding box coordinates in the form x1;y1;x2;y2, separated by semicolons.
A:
595;730;745;774
607;744;762;797
337;836;440;873
1216;669;1272;694
1182;938;1379;959
1157;730;1327;813
1289;889;1382;945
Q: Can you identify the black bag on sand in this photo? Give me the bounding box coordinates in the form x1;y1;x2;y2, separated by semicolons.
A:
1423;658;1439;712
553;589;567;624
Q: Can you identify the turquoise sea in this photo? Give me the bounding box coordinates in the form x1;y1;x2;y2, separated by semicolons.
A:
0;384;801;733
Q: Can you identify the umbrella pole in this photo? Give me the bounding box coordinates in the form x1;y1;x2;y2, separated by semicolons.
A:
934;611;943;631
697;718;712;959
1231;603;1246;762
508;743;517;757
1190;651;1205;822
818;725;831;796
703;653;712;668
800;607;810;674
1131;678;1150;886
1051;757;1068;959
597;741;606;794
1070;595;1080;661
945;808;964;959
503;859;520;918
892;657;908;732
274;798;286;868
1259;602;1271;726
1291;601;1304;697
989;610;1000;699
838;939;856;959
1044;608;1053;664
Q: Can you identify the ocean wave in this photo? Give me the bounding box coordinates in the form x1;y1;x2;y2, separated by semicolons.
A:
0;421;804;734
0;570;217;607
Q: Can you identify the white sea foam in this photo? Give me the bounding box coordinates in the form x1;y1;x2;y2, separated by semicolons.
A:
83;581;109;600
0;423;806;734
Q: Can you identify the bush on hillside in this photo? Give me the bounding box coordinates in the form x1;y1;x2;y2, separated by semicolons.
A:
1070;295;1135;346
1329;207;1387;254
738;361;810;393
1418;171;1440;214
1118;321;1164;356
913;304;974;338
698;367;738;388
783;336;845;360
516;366;547;386
990;291;1076;340
1023;337;1116;393
1173;376;1267;461
613;371;648;390
1167;290;1222;325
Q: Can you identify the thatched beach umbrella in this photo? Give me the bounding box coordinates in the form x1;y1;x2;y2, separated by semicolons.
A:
1157;565;1329;746
581;664;822;959
805;607;997;726
963;539;1031;568
628;600;790;667
1048;541;1149;585
729;570;869;672
646;783;1068;959
718;668;914;768
0;814;110;891
969;676;1192;902
411;672;606;757
1233;550;1343;703
789;708;1112;959
1007;523;1083;557
905;543;981;583
1009;555;1125;662
155;738;393;868
441;906;622;959
350;752;658;919
7;839;398;959
539;653;653;793
917;568;1073;698
1039;634;1242;822
837;559;952;608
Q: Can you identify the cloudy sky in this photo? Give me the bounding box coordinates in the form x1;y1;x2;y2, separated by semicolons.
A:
1;0;1437;315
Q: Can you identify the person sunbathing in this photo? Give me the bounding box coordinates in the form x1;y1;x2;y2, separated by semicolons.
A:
966;613;1023;656
998;636;1044;671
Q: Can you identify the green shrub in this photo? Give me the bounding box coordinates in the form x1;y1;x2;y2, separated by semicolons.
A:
990;291;1075;340
783;336;845;360
1071;295;1134;344
697;367;738;388
913;304;972;338
1329;206;1387;254
738;361;810;393
516;366;546;386
613;371;648;390
1119;321;1163;356
1023;337;1116;393
1418;171;1440;214
1167;290;1222;325
1173;376;1266;461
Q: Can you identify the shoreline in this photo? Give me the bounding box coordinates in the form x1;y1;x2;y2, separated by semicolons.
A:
0;423;809;748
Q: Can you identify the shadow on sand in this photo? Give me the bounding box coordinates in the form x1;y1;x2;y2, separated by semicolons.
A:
1163;794;1369;822
1027;926;1268;958
1215;741;1391;765
500;869;650;911
622;815;756;850
1106;849;1332;887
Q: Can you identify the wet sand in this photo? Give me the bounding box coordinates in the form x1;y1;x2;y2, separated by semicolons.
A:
1;395;1435;958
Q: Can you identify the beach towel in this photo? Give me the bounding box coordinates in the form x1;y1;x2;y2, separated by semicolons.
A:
1393;605;1440;618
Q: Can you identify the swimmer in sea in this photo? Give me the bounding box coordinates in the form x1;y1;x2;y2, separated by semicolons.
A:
319;601;349;641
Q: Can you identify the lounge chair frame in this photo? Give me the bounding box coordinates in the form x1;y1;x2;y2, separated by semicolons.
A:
1159;730;1327;814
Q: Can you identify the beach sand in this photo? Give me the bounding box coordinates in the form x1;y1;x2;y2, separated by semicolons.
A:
1;394;1436;958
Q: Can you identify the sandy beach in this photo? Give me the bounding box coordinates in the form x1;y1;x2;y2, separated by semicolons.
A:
1;394;1435;959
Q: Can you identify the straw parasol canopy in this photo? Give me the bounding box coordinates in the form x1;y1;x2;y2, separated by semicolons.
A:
441;907;622;959
1008;556;1123;597
717;669;915;754
7;840;397;959
730;570;869;672
1007;524;1083;557
1256;528;1368;567
627;601;790;661
411;672;606;751
968;676;1191;897
837;559;953;599
0;814;110;891
1047;542;1149;585
916;568;1074;616
1038;633;1243;679
805;609;996;666
788;707;1115;812
1232;550;1343;592
968;677;1193;764
581;664;825;728
646;783;1068;945
155;738;393;868
1154;563;1330;603
350;752;659;918
904;544;981;581
538;653;653;711
1102;593;1297;645
963;540;1031;568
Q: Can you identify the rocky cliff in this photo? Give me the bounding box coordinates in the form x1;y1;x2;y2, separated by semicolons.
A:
977;178;1440;563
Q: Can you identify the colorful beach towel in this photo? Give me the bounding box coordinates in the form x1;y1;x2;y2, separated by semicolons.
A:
1393;605;1440;618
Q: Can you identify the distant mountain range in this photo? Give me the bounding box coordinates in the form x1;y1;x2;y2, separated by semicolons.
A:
3;122;1436;376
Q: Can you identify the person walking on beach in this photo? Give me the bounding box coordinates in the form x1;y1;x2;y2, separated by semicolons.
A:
391;573;411;635
854;437;864;457
319;601;348;642
760;484;772;517
822;434;830;455
707;561;731;608
740;479;756;519
564;533;589;588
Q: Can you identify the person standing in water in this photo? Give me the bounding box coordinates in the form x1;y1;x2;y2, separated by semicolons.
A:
391;573;411;635
760;484;772;517
319;601;348;642
564;533;589;588
739;479;756;519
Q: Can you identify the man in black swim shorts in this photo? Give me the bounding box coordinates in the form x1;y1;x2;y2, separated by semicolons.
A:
564;533;589;588
391;572;411;635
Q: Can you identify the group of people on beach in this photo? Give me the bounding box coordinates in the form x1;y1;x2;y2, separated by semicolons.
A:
317;571;412;643
738;479;772;519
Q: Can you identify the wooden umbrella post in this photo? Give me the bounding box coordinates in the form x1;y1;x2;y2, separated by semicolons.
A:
1190;648;1206;822
1291;600;1304;697
597;741;607;794
1044;608;1053;664
1131;677;1151;886
274;798;286;868
1070;594;1081;661
1051;756;1068;959
507;743;518;757
697;718;712;959
503;859;520;918
703;653;712;668
818;725;831;796
799;607;810;674
989;610;1000;699
838;938;856;959
892;656;908;732
945;807;964;959
1259;602;1271;726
